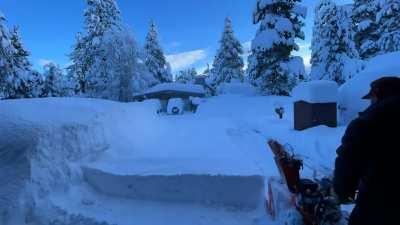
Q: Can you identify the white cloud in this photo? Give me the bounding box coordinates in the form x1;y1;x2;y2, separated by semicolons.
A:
166;49;207;71
38;59;54;67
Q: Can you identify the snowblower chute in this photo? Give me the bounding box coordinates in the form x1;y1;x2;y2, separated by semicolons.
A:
266;140;347;225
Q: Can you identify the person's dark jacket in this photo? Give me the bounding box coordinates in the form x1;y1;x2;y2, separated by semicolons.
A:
334;96;400;225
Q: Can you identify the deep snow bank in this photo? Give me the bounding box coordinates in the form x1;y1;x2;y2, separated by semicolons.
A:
0;98;110;225
339;52;400;124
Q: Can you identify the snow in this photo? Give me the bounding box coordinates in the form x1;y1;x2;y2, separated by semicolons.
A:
251;29;280;50
293;4;307;18
216;83;257;96
167;98;184;114
0;96;347;224
292;80;339;103
144;83;205;95
339;52;400;124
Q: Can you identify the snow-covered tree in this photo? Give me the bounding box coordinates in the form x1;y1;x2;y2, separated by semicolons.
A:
68;0;121;94
144;21;172;84
86;27;152;101
247;0;307;96
310;0;359;85
41;63;69;97
0;11;13;99
352;0;380;59
375;0;400;54
0;13;38;99
176;68;197;84
210;17;244;87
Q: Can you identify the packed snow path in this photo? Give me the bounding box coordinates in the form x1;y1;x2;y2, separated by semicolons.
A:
0;96;345;225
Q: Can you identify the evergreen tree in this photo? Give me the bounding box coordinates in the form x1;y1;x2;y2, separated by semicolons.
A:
42;63;66;97
144;21;172;84
310;0;359;85
176;68;197;84
68;0;121;94
210;17;244;87
10;27;31;71
0;11;13;99
247;0;307;96
375;0;400;54
0;14;36;99
352;0;380;59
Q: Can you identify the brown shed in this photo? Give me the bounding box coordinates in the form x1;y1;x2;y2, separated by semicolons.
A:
294;101;337;131
292;81;339;131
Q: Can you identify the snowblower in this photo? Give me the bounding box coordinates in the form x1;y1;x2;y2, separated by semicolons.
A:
266;140;347;225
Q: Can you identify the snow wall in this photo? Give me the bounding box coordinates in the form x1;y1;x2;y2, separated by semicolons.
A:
82;167;265;210
339;52;400;124
0;119;108;225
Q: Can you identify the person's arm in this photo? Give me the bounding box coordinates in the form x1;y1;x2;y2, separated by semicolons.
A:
333;118;368;203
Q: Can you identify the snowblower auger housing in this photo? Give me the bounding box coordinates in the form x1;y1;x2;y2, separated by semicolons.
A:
268;140;303;193
266;140;345;225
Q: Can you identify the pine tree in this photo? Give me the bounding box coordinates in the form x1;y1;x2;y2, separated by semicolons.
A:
144;21;172;84
42;63;65;97
0;14;36;99
375;0;400;54
247;0;307;96
176;68;197;84
68;0;121;94
310;0;359;85
0;11;13;99
210;18;244;87
352;0;380;59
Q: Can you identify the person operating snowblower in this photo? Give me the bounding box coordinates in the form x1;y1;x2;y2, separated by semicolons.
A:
333;76;400;225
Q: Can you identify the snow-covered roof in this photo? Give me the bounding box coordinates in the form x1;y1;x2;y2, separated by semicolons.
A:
292;80;338;103
145;83;205;95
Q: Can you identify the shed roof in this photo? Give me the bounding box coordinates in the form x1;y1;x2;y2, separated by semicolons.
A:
134;83;206;100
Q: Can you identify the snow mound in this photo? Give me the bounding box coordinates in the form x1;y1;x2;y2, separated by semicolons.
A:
339;52;400;124
217;83;257;96
292;80;338;103
0;98;111;225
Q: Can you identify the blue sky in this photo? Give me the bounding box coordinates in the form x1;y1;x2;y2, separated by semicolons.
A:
0;0;352;73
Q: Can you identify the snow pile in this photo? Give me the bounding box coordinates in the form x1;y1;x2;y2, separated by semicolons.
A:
0;98;113;225
0;95;348;225
217;83;257;96
144;83;205;94
292;80;338;103
339;52;400;124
